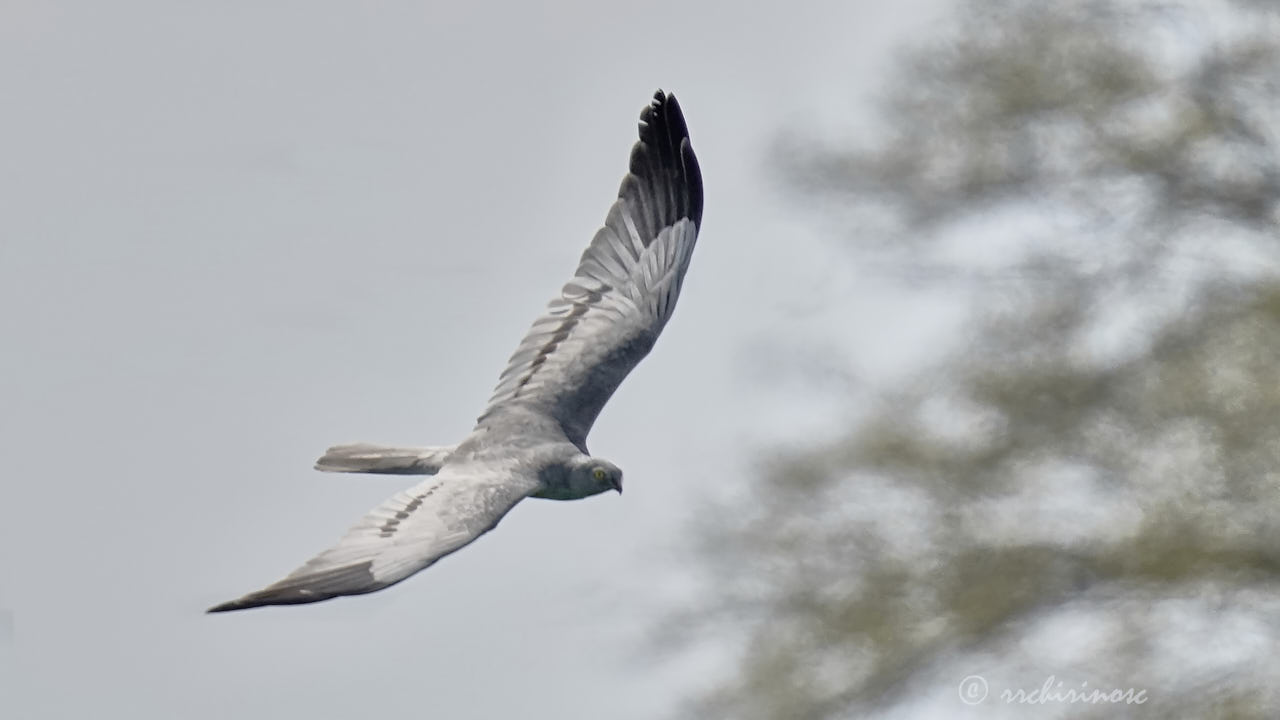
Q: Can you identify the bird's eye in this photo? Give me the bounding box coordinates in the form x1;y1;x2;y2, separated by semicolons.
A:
593;468;607;481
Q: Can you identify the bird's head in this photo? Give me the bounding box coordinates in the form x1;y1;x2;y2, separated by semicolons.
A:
572;456;623;495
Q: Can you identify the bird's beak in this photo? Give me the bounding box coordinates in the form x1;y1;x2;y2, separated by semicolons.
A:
612;478;623;495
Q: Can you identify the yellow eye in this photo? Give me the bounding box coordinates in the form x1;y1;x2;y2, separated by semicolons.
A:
593;468;607;481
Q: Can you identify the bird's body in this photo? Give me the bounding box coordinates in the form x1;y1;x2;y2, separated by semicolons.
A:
454;405;620;501
210;90;702;613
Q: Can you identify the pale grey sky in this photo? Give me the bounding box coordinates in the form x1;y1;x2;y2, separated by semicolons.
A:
0;2;944;717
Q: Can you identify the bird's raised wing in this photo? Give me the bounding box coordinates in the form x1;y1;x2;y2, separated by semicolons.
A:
208;461;538;612
478;90;703;447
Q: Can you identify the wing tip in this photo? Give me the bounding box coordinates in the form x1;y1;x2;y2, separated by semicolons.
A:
634;89;703;230
206;598;256;614
206;590;281;613
206;561;380;614
205;586;313;613
204;588;326;614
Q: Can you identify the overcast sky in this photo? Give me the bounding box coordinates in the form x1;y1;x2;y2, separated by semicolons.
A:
0;2;946;718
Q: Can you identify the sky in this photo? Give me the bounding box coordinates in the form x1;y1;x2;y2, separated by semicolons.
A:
0;2;946;718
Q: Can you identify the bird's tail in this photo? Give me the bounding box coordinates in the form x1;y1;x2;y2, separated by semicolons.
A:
314;443;454;475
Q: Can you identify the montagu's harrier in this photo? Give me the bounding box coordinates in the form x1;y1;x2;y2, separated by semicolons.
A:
209;91;703;612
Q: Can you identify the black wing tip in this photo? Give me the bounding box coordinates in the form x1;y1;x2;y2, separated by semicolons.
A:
206;562;377;613
205;589;332;613
206;593;270;613
635;89;704;229
680;134;704;229
206;598;256;613
206;589;302;613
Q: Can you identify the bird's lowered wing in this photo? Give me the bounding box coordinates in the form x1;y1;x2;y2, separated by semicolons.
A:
208;461;538;612
478;90;703;447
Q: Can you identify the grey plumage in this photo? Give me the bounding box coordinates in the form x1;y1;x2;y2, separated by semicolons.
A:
314;443;454;475
209;460;541;612
209;90;702;613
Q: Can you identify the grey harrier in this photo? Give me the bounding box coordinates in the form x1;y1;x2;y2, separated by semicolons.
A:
209;90;703;612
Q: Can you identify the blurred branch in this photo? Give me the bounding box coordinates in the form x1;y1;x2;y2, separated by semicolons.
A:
682;1;1280;718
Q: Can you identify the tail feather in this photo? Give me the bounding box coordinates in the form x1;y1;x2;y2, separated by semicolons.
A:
314;443;453;475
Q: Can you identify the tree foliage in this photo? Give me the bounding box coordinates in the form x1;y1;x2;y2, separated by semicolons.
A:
687;1;1280;717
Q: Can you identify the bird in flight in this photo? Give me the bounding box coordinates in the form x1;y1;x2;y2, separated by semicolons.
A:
209;90;703;612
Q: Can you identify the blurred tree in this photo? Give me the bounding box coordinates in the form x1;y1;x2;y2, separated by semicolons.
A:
684;1;1280;718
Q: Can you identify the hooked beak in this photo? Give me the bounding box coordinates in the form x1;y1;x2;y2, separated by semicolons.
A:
611;477;623;495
